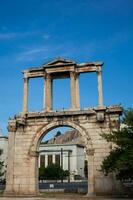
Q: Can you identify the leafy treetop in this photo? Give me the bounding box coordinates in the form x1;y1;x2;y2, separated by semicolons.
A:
101;108;133;181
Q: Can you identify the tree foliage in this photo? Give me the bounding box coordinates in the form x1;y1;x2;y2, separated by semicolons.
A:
0;161;4;179
101;108;133;181
55;131;62;137
39;163;69;180
122;108;133;127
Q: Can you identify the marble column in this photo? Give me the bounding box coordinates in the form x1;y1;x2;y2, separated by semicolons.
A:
70;71;76;109
38;155;40;168
75;73;80;108
45;74;53;111
87;149;95;197
53;154;55;164
97;66;103;107
4;131;15;194
43;77;45;110
23;77;29;113
45;154;48;167
70;72;80;109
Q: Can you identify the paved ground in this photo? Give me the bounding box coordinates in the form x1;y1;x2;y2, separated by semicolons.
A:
0;198;132;200
0;192;132;200
0;196;132;200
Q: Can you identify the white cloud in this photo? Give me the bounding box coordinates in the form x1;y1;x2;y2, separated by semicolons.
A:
15;31;129;62
17;47;49;61
0;31;38;40
0;32;17;40
42;34;51;40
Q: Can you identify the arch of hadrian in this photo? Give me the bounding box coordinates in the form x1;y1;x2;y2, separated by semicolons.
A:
5;58;122;196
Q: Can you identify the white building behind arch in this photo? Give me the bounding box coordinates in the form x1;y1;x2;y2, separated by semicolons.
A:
39;143;85;180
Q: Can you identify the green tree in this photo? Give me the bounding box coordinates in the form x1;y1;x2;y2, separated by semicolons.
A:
101;108;133;181
123;109;133;127
39;164;69;180
39;166;45;180
84;160;88;178
0;161;4;180
55;131;62;137
63;170;69;177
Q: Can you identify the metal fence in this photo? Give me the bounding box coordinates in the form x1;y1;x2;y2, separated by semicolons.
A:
0;181;88;193
39;181;88;193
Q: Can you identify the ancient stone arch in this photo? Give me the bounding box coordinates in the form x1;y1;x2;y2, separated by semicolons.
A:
30;120;93;154
29;120;94;195
5;58;122;196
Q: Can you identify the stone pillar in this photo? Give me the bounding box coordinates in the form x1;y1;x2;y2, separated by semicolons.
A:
45;154;48;167
43;78;45;110
70;72;80;109
38;155;40;168
5;131;15;194
23;77;29;113
97;66;103;106
45;74;53;111
75;73;80;108
70;71;76;109
87;149;95;197
53;154;55;164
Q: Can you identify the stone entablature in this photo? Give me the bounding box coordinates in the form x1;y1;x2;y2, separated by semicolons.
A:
8;105;121;127
23;59;103;78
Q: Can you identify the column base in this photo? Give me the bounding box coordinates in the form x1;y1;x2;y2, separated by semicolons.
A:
86;192;96;197
4;185;39;197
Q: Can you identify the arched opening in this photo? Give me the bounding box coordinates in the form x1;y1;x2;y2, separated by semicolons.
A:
29;121;93;194
38;126;86;184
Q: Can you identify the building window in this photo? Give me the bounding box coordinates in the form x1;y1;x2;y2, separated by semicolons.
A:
0;149;3;156
48;155;52;165
40;155;45;167
55;154;60;165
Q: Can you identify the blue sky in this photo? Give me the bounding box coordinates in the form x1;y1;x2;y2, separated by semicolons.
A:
0;0;133;135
